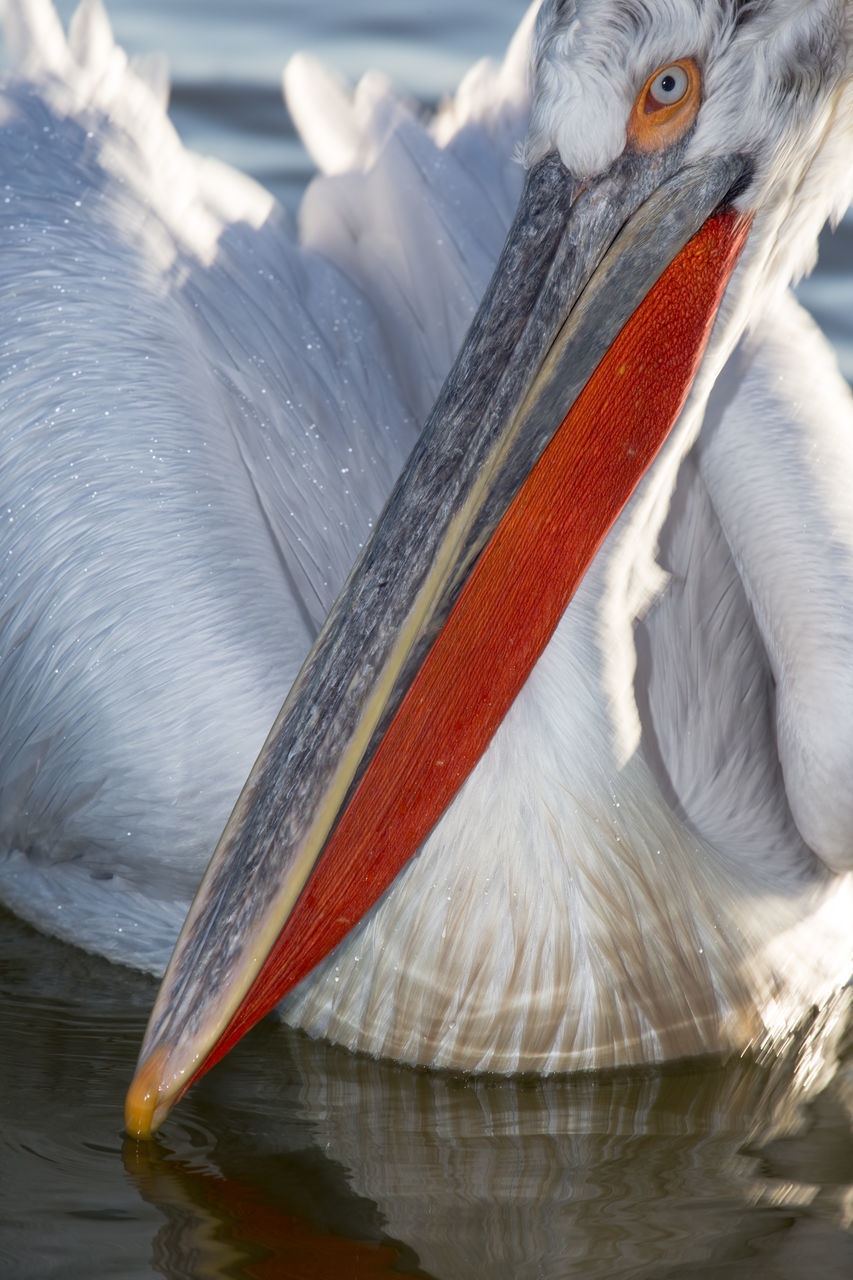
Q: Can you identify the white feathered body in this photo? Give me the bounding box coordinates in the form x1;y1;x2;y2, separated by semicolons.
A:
0;0;850;1071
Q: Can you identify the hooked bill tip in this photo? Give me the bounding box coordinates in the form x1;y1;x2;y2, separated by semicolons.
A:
124;1047;171;1139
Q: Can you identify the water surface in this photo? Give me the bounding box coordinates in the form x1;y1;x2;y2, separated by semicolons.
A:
3;906;852;1279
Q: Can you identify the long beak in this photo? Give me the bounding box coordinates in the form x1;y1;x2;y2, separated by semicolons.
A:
126;145;752;1137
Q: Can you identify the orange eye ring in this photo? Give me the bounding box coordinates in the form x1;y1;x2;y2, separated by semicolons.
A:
627;58;702;152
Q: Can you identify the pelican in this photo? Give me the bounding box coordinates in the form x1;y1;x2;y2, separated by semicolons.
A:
0;0;851;1137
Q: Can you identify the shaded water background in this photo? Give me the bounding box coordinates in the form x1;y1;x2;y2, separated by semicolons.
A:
1;3;852;1277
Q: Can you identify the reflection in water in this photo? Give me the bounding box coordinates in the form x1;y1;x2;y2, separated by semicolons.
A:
162;1012;853;1280
124;1133;422;1279
5;910;848;1280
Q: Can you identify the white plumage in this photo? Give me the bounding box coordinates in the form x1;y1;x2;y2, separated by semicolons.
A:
0;0;852;1083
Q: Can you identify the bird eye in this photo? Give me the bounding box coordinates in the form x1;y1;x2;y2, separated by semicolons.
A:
648;64;689;108
627;58;701;152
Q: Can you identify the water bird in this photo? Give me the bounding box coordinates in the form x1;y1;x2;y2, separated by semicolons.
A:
0;0;850;1136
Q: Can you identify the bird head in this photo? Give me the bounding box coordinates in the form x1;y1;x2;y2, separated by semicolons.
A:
530;0;853;279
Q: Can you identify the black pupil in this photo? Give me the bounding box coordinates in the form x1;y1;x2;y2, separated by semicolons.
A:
660;73;677;94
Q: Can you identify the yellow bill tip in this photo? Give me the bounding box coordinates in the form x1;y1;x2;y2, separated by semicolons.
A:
124;1047;171;1139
